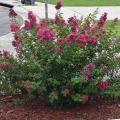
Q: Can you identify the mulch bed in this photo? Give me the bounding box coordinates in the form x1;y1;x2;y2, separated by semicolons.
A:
0;94;120;120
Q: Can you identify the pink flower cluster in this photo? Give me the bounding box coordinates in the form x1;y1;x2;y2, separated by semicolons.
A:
55;46;62;53
82;95;89;104
40;19;49;27
83;63;95;80
86;63;95;70
24;20;31;30
90;25;97;33
9;8;17;18
0;63;9;70
36;28;55;41
97;80;109;91
28;11;37;26
98;12;107;28
76;34;97;46
36;23;42;31
16;76;22;81
57;38;65;45
54;14;65;25
64;88;71;95
10;22;19;32
68;16;78;33
55;0;63;10
1;50;10;58
66;33;76;43
100;64;108;72
12;35;21;48
82;19;90;32
65;32;97;46
68;16;78;27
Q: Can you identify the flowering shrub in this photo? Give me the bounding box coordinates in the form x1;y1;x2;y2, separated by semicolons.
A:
0;2;120;106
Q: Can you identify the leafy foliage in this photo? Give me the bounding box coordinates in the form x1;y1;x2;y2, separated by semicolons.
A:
0;6;120;107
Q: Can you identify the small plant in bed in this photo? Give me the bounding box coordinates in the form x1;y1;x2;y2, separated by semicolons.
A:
0;1;120;107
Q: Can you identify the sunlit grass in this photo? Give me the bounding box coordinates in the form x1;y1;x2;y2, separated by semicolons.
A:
37;0;120;6
106;20;120;36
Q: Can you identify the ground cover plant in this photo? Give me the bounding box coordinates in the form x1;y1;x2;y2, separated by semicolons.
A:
37;0;120;6
0;0;120;107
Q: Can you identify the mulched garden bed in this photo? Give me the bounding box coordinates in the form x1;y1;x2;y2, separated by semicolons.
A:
0;94;120;120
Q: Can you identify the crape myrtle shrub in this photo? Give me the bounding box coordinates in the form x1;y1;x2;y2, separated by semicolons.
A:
0;0;120;106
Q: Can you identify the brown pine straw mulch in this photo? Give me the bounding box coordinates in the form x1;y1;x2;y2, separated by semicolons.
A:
0;94;120;120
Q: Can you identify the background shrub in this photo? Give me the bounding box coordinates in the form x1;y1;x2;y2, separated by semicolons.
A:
0;3;120;107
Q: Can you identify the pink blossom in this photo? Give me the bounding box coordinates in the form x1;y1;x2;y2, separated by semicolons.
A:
83;63;95;80
64;88;70;95
36;28;55;41
12;40;19;47
44;45;52;50
117;56;120;59
14;35;20;41
55;0;63;10
0;63;9;70
102;12;107;21
101;64;108;72
36;24;42;30
71;26;78;33
40;19;49;27
83;19;90;30
86;19;90;28
82;95;89;104
68;16;78;27
10;22;19;32
9;8;17;18
12;35;21;47
66;33;76;42
57;38;65;45
90;26;96;33
2;50;10;58
24;20;31;30
54;14;65;25
87;36;97;44
98;20;104;28
83;69;90;80
78;43;85;47
97;80;109;91
76;34;89;46
16;76;21;81
98;12;107;28
86;63;95;70
28;11;36;25
55;46;62;53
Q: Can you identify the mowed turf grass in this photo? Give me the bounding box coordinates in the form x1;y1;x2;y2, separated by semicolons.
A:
106;20;120;36
38;0;120;6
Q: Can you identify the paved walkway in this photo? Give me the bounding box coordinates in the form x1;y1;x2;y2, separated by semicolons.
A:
0;6;10;36
1;0;120;20
14;2;120;20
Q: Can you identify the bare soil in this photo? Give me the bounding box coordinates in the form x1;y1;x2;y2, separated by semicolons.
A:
0;94;120;120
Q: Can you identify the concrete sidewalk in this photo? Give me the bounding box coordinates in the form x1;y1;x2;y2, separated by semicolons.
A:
1;0;120;20
14;2;120;20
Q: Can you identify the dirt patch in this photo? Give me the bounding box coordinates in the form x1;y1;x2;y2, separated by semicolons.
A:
0;94;120;120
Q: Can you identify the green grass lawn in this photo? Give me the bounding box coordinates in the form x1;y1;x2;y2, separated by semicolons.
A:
37;0;120;6
106;20;120;36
